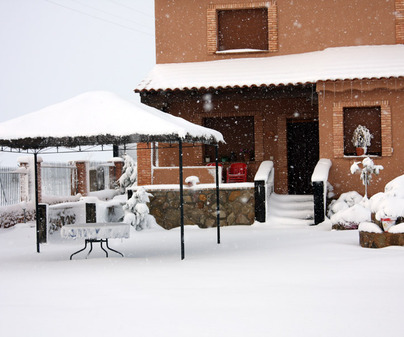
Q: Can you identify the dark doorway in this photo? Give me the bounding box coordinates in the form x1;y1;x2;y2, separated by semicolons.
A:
287;120;319;194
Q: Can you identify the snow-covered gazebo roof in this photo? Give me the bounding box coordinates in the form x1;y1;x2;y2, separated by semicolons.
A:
135;45;404;93
0;91;223;150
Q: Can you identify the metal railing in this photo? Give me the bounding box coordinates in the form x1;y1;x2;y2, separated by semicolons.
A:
311;159;332;225
254;161;274;222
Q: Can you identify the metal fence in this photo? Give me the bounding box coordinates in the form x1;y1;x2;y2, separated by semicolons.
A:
0;161;113;206
41;162;77;197
0;167;20;207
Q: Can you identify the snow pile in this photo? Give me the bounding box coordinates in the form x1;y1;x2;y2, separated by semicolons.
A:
185;175;200;187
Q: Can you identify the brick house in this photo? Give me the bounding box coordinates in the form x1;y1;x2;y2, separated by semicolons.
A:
135;0;404;198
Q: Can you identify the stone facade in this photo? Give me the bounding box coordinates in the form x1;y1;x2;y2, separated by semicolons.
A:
146;185;255;230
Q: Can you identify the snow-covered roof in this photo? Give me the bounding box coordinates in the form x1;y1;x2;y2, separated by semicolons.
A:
0;91;224;150
136;45;404;92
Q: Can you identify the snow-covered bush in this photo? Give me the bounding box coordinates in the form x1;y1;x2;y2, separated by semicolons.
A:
123;187;156;231
327;191;363;218
330;204;371;230
368;174;404;222
0;202;36;228
118;154;137;193
351;125;373;153
350;157;383;198
329;174;404;231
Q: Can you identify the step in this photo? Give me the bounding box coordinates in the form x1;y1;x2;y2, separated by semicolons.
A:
267;193;314;223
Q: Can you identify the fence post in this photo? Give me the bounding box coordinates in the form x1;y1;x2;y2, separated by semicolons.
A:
18;156;42;203
85;203;96;223
254;180;266;222
37;203;48;244
313;181;325;225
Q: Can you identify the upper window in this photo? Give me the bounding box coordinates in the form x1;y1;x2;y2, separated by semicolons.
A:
343;107;382;156
217;8;268;52
207;2;278;54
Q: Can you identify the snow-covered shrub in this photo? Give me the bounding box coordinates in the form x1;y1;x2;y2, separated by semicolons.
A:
368;174;404;222
123;187;156;231
329;174;404;231
118;154;137;193
350;157;383;198
0;202;36;228
327;191;363;218
384;174;404;199
330;204;371;230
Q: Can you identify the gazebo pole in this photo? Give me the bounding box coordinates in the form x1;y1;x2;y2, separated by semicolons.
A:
179;138;185;260
34;152;40;253
215;144;220;244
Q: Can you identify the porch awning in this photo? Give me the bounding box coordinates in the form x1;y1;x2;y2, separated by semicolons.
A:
135;45;404;93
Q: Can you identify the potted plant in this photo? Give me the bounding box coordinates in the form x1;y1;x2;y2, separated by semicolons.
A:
352;125;373;156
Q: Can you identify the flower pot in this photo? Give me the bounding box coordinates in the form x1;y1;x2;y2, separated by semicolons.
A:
381;217;396;231
356;147;365;156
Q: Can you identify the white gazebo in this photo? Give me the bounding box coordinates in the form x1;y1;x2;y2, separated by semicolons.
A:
0;91;224;259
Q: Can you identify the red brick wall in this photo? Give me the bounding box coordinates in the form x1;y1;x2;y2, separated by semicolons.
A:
397;0;404;43
137;143;152;186
75;161;88;196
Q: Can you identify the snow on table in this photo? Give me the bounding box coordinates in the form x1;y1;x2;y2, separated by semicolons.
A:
61;222;130;240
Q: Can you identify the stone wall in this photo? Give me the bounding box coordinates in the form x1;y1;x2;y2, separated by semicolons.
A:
146;185;255;230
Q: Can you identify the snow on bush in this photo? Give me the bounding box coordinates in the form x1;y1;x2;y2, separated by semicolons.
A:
123;187;156;231
118;154;137;193
0;202;36;228
350;157;383;198
327;191;363;218
329;173;404;232
330;204;371;228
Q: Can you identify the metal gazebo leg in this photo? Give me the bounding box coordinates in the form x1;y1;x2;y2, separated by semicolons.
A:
179;138;185;260
215;144;221;244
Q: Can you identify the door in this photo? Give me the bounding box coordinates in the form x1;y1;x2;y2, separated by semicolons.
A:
287;120;319;194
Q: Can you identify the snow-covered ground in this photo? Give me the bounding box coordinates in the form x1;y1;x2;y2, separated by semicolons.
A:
1;220;404;337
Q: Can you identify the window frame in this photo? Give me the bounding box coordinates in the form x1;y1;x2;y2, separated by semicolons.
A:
343;106;382;156
207;2;278;55
333;101;392;158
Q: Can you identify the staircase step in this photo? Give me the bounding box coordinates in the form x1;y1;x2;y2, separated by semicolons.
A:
267;193;314;224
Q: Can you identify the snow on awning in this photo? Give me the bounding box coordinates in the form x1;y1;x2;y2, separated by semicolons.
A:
135;45;404;93
0;91;224;150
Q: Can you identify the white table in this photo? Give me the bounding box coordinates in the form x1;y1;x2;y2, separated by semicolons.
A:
61;223;130;260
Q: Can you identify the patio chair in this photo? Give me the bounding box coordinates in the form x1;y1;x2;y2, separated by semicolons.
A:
226;162;247;183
